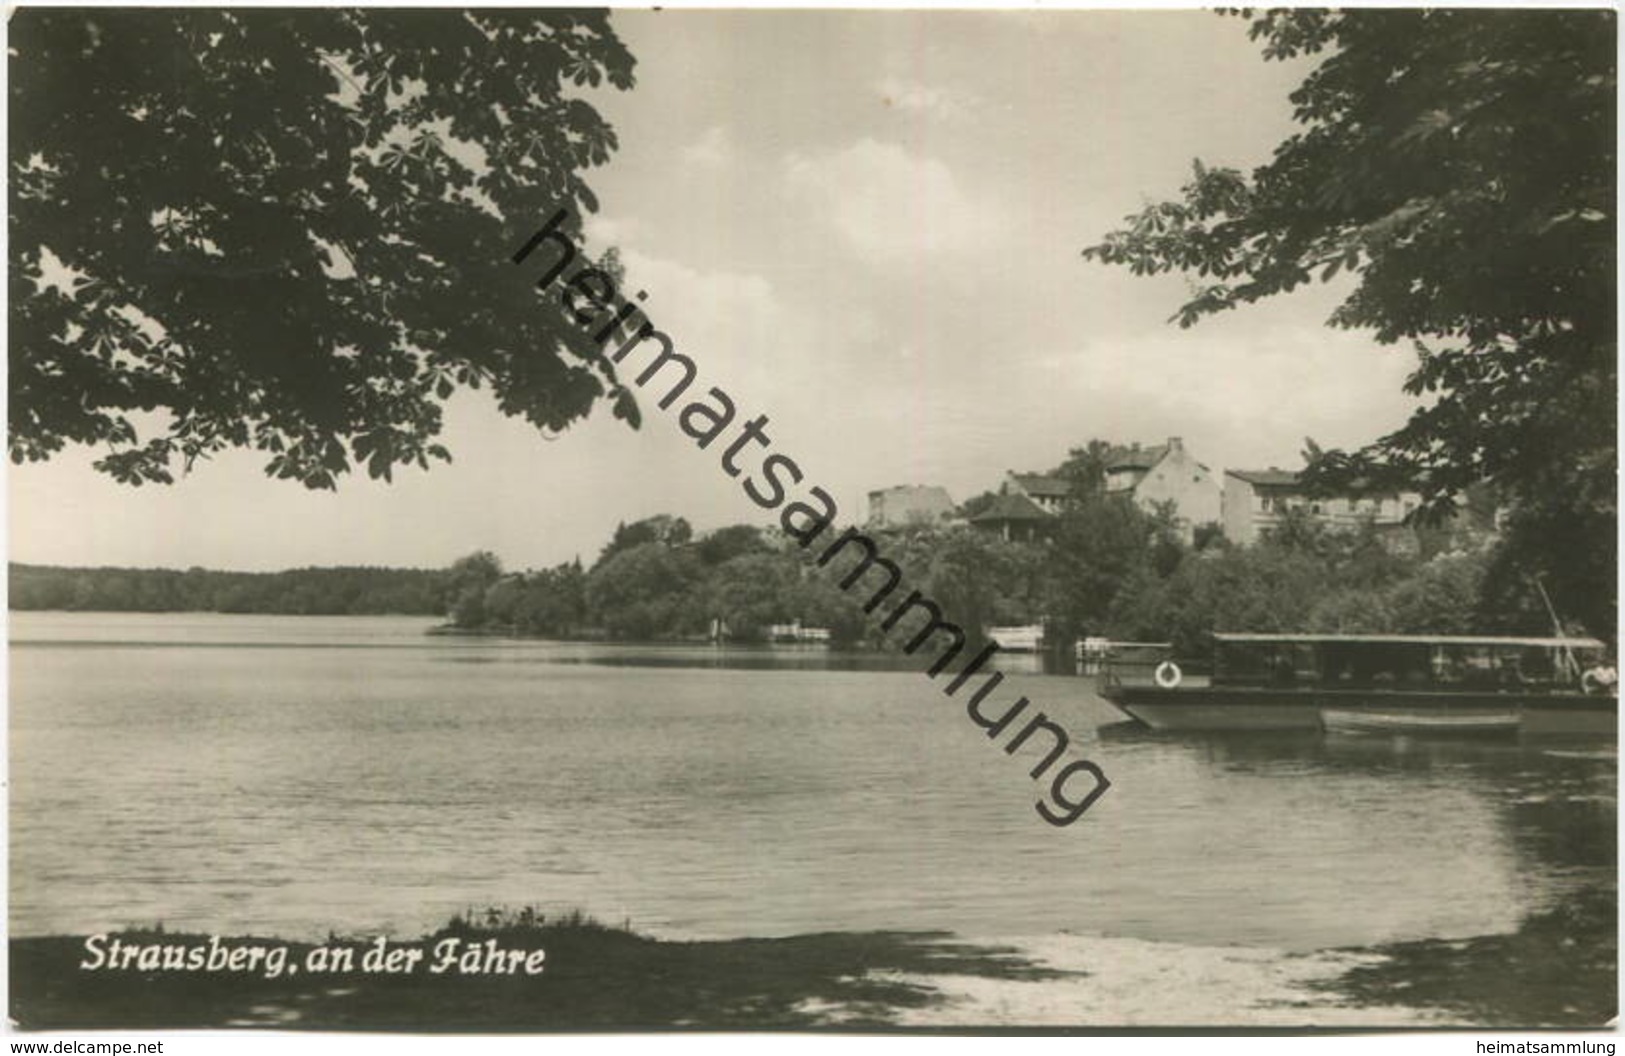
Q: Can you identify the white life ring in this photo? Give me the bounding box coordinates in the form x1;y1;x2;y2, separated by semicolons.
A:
1154;660;1183;689
1582;666;1617;695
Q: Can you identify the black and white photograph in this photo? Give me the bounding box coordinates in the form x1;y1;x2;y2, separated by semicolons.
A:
6;3;1618;1038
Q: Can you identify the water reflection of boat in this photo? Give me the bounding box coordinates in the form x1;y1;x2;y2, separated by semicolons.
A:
1100;633;1616;736
1320;707;1520;738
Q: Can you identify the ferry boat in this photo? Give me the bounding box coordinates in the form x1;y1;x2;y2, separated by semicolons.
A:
1098;633;1616;736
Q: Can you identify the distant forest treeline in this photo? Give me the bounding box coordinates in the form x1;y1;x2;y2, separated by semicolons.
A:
8;563;447;615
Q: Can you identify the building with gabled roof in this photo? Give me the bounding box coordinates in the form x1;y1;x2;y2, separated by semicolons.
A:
1104;441;1170;478
1102;437;1221;541
1004;472;1073;514
967;491;1052;542
1222;467;1422;549
970;439;1222;543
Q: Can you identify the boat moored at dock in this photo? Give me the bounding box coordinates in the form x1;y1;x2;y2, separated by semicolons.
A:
988;624;1046;652
1098;633;1616;737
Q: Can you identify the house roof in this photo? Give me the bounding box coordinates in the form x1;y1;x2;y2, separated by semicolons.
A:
1226;468;1302;488
1105;443;1170;472
1008;473;1072;498
969;492;1052;523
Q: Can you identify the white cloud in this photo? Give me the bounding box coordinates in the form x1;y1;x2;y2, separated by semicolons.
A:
596;243;894;514
1034;319;1421;476
783;139;1002;262
612;248;820;410
618;250;777;342
582;212;641;249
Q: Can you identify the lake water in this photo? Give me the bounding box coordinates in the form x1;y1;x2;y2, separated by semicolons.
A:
9;612;1616;1025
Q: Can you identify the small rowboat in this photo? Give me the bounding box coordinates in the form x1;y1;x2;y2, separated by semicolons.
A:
1320;707;1521;737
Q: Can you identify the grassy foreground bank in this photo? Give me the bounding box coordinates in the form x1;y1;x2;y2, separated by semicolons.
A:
1315;886;1617;1028
10;913;1066;1031
11;894;1615;1030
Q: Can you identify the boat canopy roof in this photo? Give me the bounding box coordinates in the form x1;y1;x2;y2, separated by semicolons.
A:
1213;632;1607;650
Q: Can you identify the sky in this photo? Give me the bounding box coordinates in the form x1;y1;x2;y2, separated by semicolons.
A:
7;8;1423;573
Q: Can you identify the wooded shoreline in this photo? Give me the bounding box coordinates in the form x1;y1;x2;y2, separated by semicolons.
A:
10;483;1591;668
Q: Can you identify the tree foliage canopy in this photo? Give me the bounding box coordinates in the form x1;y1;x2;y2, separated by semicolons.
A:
1083;7;1615;632
595;515;693;570
1047;441;1115;498
10;8;638;488
1083;9;1614;503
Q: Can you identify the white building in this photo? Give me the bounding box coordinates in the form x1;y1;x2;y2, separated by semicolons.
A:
866;484;957;528
1222;468;1421;548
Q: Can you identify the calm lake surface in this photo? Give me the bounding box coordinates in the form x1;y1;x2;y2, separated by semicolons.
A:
10;612;1616;1023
